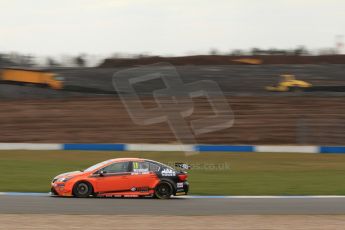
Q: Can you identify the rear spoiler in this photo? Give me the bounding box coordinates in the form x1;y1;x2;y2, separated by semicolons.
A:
174;162;191;170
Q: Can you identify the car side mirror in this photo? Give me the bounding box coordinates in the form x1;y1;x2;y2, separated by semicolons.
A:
96;170;106;176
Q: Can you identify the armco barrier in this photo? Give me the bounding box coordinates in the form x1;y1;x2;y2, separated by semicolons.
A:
319;146;345;154
0;143;61;150
126;144;194;152
0;143;344;154
63;144;125;151
195;145;254;152
254;145;319;153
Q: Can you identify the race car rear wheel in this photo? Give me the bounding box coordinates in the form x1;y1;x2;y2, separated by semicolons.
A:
73;181;93;198
154;182;173;199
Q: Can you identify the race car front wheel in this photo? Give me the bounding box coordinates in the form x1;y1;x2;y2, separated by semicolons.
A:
154;182;173;199
73;181;93;198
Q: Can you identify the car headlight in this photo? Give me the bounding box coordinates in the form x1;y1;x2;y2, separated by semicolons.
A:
56;177;72;183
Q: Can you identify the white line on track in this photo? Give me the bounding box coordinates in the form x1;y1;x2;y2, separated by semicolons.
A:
0;192;48;196
177;195;345;199
1;192;345;199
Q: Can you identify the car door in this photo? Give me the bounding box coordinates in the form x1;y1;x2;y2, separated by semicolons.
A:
129;161;160;192
93;161;131;193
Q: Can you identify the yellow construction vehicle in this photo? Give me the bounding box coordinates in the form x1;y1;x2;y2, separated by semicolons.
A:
0;68;64;90
266;74;312;92
233;58;262;65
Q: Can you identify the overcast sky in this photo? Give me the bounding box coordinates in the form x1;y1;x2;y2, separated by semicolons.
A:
0;0;344;56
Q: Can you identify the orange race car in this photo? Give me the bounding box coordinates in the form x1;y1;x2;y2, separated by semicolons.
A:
51;158;189;199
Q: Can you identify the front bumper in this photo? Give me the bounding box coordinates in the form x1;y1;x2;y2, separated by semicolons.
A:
51;182;73;196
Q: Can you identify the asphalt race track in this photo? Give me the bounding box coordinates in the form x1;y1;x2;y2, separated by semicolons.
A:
2;194;345;215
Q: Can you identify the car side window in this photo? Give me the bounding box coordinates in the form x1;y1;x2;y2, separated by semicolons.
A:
148;162;160;172
132;161;161;173
102;162;129;173
132;161;150;173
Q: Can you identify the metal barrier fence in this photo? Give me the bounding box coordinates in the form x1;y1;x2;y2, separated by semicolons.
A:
0;143;344;154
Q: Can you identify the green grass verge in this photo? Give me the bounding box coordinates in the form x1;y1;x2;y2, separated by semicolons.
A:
1;151;345;195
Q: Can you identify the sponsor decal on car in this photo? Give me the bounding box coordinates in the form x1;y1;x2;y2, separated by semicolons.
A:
131;187;149;192
177;182;184;188
131;171;150;175
161;168;176;176
139;187;149;192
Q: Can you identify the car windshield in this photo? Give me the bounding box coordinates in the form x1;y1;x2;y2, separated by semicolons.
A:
83;160;113;172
